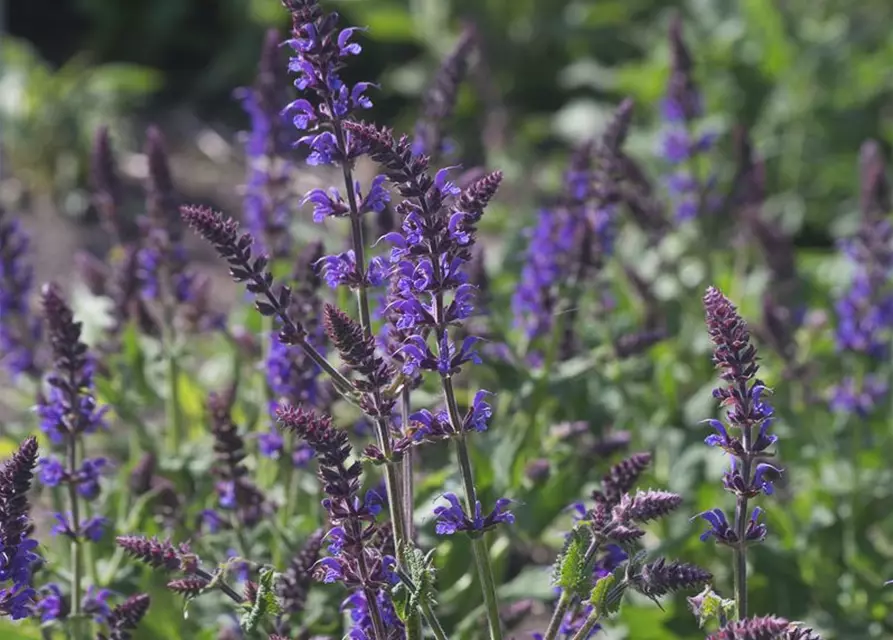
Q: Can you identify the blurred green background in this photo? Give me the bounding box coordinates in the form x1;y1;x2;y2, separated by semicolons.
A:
6;0;893;243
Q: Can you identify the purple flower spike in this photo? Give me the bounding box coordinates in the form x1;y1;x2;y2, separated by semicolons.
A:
658;16;717;222
697;286;781;586
0;208;41;379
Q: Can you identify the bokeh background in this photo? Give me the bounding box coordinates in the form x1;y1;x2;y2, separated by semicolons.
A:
7;0;893;240
5;1;893;638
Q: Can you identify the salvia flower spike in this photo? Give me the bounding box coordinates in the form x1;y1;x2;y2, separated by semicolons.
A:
0;436;40;620
830;140;893;417
0;207;41;379
700;286;779;620
35;283;116;629
660;13;718;222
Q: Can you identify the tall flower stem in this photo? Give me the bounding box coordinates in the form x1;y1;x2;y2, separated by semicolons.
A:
733;419;753;620
193;568;249;604
542;591;571;640
443;376;503;640
329;114;420;640
542;536;599;640
400;387;415;538
160;272;184;452
570;612;602;640
66;433;85;638
396;568;449;640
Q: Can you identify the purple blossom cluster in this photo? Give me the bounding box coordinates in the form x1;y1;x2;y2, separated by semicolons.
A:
236;28;296;258
33;284;112;622
697;287;780;620
0;437;40;620
204;388;273;532
538;453;710;640
0;207;40;378
276;405;402;640
830;141;893;416
659;15;718;222
512;136;616;350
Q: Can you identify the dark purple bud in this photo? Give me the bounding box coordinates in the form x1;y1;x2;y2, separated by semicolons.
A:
707;615;822;640
612;490;682;524
703;286;759;387
180;205;307;343
115;535;197;573
630;558;711;598
102;593;151;640
166;578;209;599
208;389;271;528
322;304;393;397
144;126;179;236
413;26;476;158
91;126;138;242
592;452;652;507
524;458;551;482
0;436;39;549
278;528;324;614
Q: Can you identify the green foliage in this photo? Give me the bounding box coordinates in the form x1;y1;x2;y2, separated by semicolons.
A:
393;543;439;622
4;1;893;639
552;526;597;599
239;567;280;633
0;38;159;215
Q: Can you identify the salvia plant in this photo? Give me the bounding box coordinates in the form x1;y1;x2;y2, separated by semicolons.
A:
2;2;893;639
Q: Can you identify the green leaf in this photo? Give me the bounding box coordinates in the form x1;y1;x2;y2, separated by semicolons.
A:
552;526;596;598
240;567;281;633
393;543;439;622
589;573;616;613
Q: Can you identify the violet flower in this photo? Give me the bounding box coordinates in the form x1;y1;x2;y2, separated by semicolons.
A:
280;0;388;296
433;492;514;537
34;284;114;623
0;437;40;620
830;140;893;416
0;207;40;379
136;127;219;332
659;15;718;222
36;284;110;495
512;135;616;351
276;404;397;640
697;286;779;620
236;28;295;258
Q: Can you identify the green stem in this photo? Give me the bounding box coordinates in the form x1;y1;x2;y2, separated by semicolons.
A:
542;591;572;640
400;387;415;538
66;434;85;639
733;383;754;621
193;568;245;604
160;285;184;452
420;599;449;640
163;338;183;452
396;568;450;640
447;382;503;640
569;610;602;640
